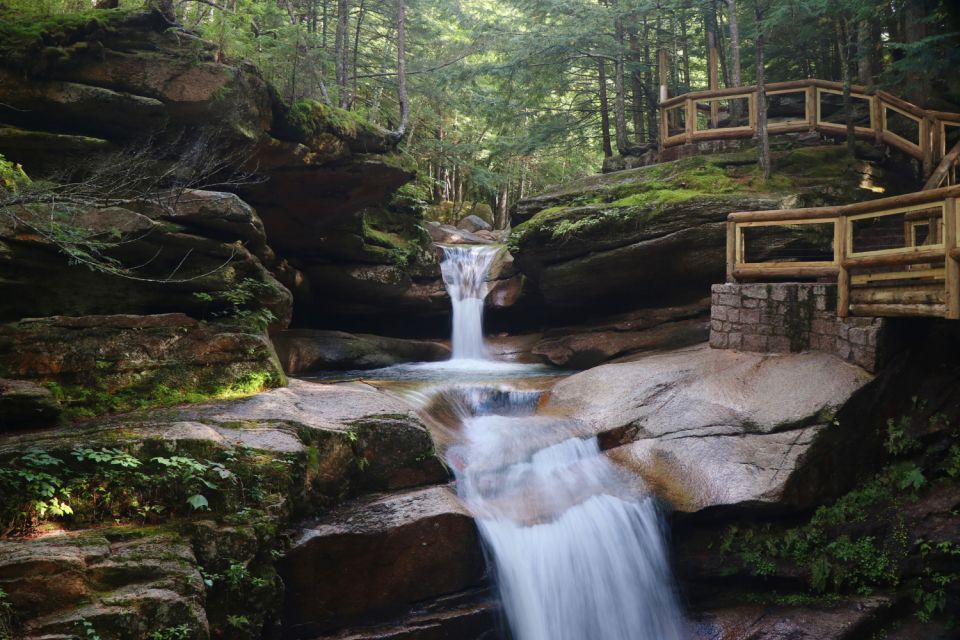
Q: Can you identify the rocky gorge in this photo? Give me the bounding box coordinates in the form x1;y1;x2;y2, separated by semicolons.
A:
0;6;959;640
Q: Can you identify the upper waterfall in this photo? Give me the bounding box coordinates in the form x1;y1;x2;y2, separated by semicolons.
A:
440;244;500;361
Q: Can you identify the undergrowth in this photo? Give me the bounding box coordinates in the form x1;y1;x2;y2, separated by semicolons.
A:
0;442;294;537
715;404;960;624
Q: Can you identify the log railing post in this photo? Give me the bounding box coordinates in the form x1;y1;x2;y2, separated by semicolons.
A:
922;117;935;178
805;84;816;132
932;118;944;167
726;220;737;283
946;196;959;319
685;98;696;143
836;216;850;317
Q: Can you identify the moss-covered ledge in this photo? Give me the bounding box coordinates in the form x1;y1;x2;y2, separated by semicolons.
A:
0;313;286;422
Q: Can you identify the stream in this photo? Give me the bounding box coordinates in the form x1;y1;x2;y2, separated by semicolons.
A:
324;245;687;639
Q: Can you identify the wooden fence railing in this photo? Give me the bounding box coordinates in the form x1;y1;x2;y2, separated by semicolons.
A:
726;185;960;319
660;79;960;176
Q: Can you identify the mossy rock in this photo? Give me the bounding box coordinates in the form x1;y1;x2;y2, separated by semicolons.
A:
507;145;886;311
276;100;395;155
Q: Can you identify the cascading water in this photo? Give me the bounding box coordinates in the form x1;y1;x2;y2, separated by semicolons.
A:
411;244;688;640
436;388;687;640
440;244;499;361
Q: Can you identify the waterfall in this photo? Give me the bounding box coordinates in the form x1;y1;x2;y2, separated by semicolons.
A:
424;244;685;639
426;386;687;640
440;245;499;361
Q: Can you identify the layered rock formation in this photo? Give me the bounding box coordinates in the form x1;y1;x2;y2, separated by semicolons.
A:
509;146;889;314
0;379;479;639
0;8;444;330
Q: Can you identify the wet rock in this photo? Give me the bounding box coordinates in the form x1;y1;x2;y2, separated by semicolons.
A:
192;379;448;493
532;298;711;368
457;215;492;233
307;589;498;639
548;345;873;512
425;221;494;245
0;378;60;429
691;596;894;640
279;485;485;639
273;329;450;374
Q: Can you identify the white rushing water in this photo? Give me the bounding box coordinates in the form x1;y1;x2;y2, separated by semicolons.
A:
440;244;499;361
405;244;689;639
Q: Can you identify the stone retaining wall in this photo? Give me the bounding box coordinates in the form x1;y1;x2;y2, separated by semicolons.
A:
709;283;887;372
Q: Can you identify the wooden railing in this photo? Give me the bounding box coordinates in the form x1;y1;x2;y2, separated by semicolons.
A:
659;79;960;176
726;185;960;319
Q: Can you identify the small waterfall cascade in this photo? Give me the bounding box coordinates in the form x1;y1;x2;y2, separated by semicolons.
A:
413;243;686;639
440;245;499;361
419;386;688;640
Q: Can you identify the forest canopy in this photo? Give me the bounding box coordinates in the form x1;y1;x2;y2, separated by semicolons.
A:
2;0;958;227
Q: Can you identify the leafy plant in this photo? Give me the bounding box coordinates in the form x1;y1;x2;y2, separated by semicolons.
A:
0;588;14;640
148;625;193;640
192;278;277;331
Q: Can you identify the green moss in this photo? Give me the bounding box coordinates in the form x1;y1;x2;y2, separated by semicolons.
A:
510;145;871;251
53;365;283;421
286;100;385;144
0;7;136;73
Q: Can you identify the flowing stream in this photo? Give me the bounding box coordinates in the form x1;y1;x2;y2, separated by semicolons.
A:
360;245;686;638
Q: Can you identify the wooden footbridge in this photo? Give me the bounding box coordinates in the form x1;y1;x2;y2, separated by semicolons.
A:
656;79;960;320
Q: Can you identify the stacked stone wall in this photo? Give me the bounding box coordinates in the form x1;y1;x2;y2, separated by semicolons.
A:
710;283;886;372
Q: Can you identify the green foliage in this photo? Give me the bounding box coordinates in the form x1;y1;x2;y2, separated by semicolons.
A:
193;278;277;332
912;539;960;622
78;619;103;640
717;462;916;596
0;154;29;192
0;588;14;640
0;443;293;537
148;625;193;640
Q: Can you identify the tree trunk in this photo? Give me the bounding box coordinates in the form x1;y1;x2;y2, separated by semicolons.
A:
495;184;510;230
755;5;770;180
679;9;691;91
857;18;872;85
643;17;657;143
627;21;645;144
613;13;629;154
598;59;614;157
837;18;857;156
725;0;741;87
351;0;366;105
335;0;350;108
388;0;409;143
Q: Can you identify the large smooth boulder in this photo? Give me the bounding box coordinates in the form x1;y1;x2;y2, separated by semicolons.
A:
426;220;494;245
188;379;448;493
458;215;492;233
279;485;485;638
509;147;884;312
546;344;874;512
272;329;450;373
